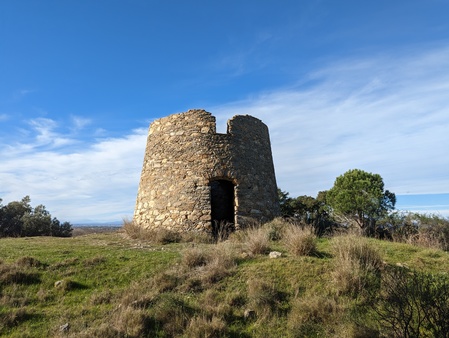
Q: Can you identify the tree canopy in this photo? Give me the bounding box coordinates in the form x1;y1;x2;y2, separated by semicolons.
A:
0;196;72;237
326;169;396;230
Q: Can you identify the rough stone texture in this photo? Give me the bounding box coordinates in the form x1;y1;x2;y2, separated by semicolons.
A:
133;109;280;233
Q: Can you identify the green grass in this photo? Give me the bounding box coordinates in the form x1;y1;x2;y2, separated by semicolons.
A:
0;232;180;337
1;225;449;337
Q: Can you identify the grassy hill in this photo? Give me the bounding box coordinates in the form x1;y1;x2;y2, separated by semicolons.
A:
1;220;449;337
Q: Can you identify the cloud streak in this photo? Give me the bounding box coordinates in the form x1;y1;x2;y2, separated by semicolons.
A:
212;45;449;200
0;124;147;223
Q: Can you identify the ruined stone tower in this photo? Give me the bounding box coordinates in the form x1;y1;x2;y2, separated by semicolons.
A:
133;109;279;234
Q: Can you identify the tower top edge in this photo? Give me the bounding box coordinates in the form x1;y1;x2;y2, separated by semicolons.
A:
150;109;265;128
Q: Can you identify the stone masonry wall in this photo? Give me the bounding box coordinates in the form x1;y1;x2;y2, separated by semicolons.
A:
133;109;280;233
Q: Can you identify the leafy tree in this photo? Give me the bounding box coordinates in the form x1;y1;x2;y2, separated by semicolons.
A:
50;218;73;237
278;189;295;216
0;196;32;237
278;189;336;235
0;196;72;237
326;169;396;233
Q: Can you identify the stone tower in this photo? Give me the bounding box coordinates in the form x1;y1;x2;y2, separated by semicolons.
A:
133;109;279;234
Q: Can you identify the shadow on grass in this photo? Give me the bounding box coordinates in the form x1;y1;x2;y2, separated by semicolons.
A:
313;250;333;259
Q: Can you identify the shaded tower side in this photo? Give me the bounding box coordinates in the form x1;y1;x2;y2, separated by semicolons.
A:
227;115;280;224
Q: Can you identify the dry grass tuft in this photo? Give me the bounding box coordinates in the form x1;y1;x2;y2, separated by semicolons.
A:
15;256;44;268
406;232;444;250
0;307;31;330
264;217;289;241
90;290;114;305
287;294;342;336
238;226;271;255
331;235;383;295
0;264;40;285
247;279;282;318
151;293;193;336
181;231;214;244
83;256;107;267
198;289;233;319
151;271;181;293
113;306;150;337
199;243;238;285
179;243;238;289
185;315;227;338
282;225;317;256
122;218;181;244
182;247;209;268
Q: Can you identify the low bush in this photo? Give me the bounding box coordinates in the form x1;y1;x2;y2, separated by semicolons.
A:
375;266;449;337
264;217;288;241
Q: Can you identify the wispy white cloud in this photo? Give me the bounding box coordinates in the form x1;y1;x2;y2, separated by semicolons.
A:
27;117;75;149
0;127;147;223
212;45;449;201
12;89;35;101
0;114;9;122
70;115;92;130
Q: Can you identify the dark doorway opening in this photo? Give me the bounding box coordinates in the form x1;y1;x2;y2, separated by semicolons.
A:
210;180;235;238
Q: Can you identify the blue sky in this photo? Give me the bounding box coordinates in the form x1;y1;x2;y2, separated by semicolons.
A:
1;0;448;223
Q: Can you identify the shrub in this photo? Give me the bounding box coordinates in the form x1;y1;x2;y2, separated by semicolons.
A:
331;235;383;295
264;217;288;241
282;225;317;256
375;266;449;338
384;212;449;250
